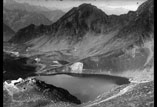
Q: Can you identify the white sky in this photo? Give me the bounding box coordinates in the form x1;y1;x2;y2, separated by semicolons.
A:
15;0;147;14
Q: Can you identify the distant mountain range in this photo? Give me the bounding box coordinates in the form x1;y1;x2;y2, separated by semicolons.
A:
3;7;53;31
3;0;65;31
4;0;65;21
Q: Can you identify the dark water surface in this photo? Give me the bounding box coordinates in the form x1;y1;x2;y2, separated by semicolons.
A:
36;73;130;103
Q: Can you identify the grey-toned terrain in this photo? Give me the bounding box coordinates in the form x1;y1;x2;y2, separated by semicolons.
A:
3;0;154;107
3;23;15;42
3;0;65;31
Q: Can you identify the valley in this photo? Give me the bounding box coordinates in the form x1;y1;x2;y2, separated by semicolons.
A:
3;0;154;107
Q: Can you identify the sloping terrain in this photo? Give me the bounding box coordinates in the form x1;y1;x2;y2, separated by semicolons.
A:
9;0;153;75
3;78;81;107
3;23;15;41
84;81;154;107
9;0;153;61
3;52;37;81
9;3;130;53
3;0;154;107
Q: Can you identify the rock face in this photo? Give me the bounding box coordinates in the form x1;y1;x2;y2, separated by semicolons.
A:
79;0;154;74
3;77;81;107
70;62;83;73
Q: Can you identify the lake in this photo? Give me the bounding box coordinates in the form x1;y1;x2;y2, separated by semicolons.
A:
36;73;130;103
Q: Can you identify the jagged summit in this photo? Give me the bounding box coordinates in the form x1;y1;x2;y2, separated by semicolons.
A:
54;3;109;35
9;0;153;52
55;3;109;31
10;3;109;43
59;3;108;21
115;0;153;42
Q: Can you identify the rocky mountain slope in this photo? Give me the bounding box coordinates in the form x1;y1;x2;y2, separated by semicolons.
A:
10;0;153;59
3;23;15;41
8;0;153;79
3;78;81;107
3;0;154;107
84;81;154;107
9;3;130;47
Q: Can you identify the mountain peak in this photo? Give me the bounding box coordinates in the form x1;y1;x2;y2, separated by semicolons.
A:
9;3;110;43
10;0;153;45
136;0;153;15
77;3;108;17
59;3;108;21
56;3;109;33
78;3;97;9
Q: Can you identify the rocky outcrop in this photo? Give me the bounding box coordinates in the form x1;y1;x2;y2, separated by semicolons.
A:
3;77;81;107
70;62;83;73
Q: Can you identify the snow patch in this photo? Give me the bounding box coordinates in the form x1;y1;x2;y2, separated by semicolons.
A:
3;77;36;95
70;62;83;73
35;57;40;63
3;78;23;95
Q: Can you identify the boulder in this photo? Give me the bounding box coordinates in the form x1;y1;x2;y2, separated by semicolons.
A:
70;62;83;73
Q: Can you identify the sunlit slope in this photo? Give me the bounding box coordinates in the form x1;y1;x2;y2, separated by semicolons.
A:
3;78;81;107
9;0;153;77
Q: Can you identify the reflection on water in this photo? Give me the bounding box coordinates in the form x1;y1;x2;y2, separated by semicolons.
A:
36;73;130;103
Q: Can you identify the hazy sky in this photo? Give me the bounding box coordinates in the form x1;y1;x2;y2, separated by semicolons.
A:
15;0;147;14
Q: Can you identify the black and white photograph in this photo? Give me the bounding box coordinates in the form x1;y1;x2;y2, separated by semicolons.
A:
3;0;154;107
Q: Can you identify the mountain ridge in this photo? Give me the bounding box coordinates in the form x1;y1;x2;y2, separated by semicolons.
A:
9;0;153;60
10;3;127;43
